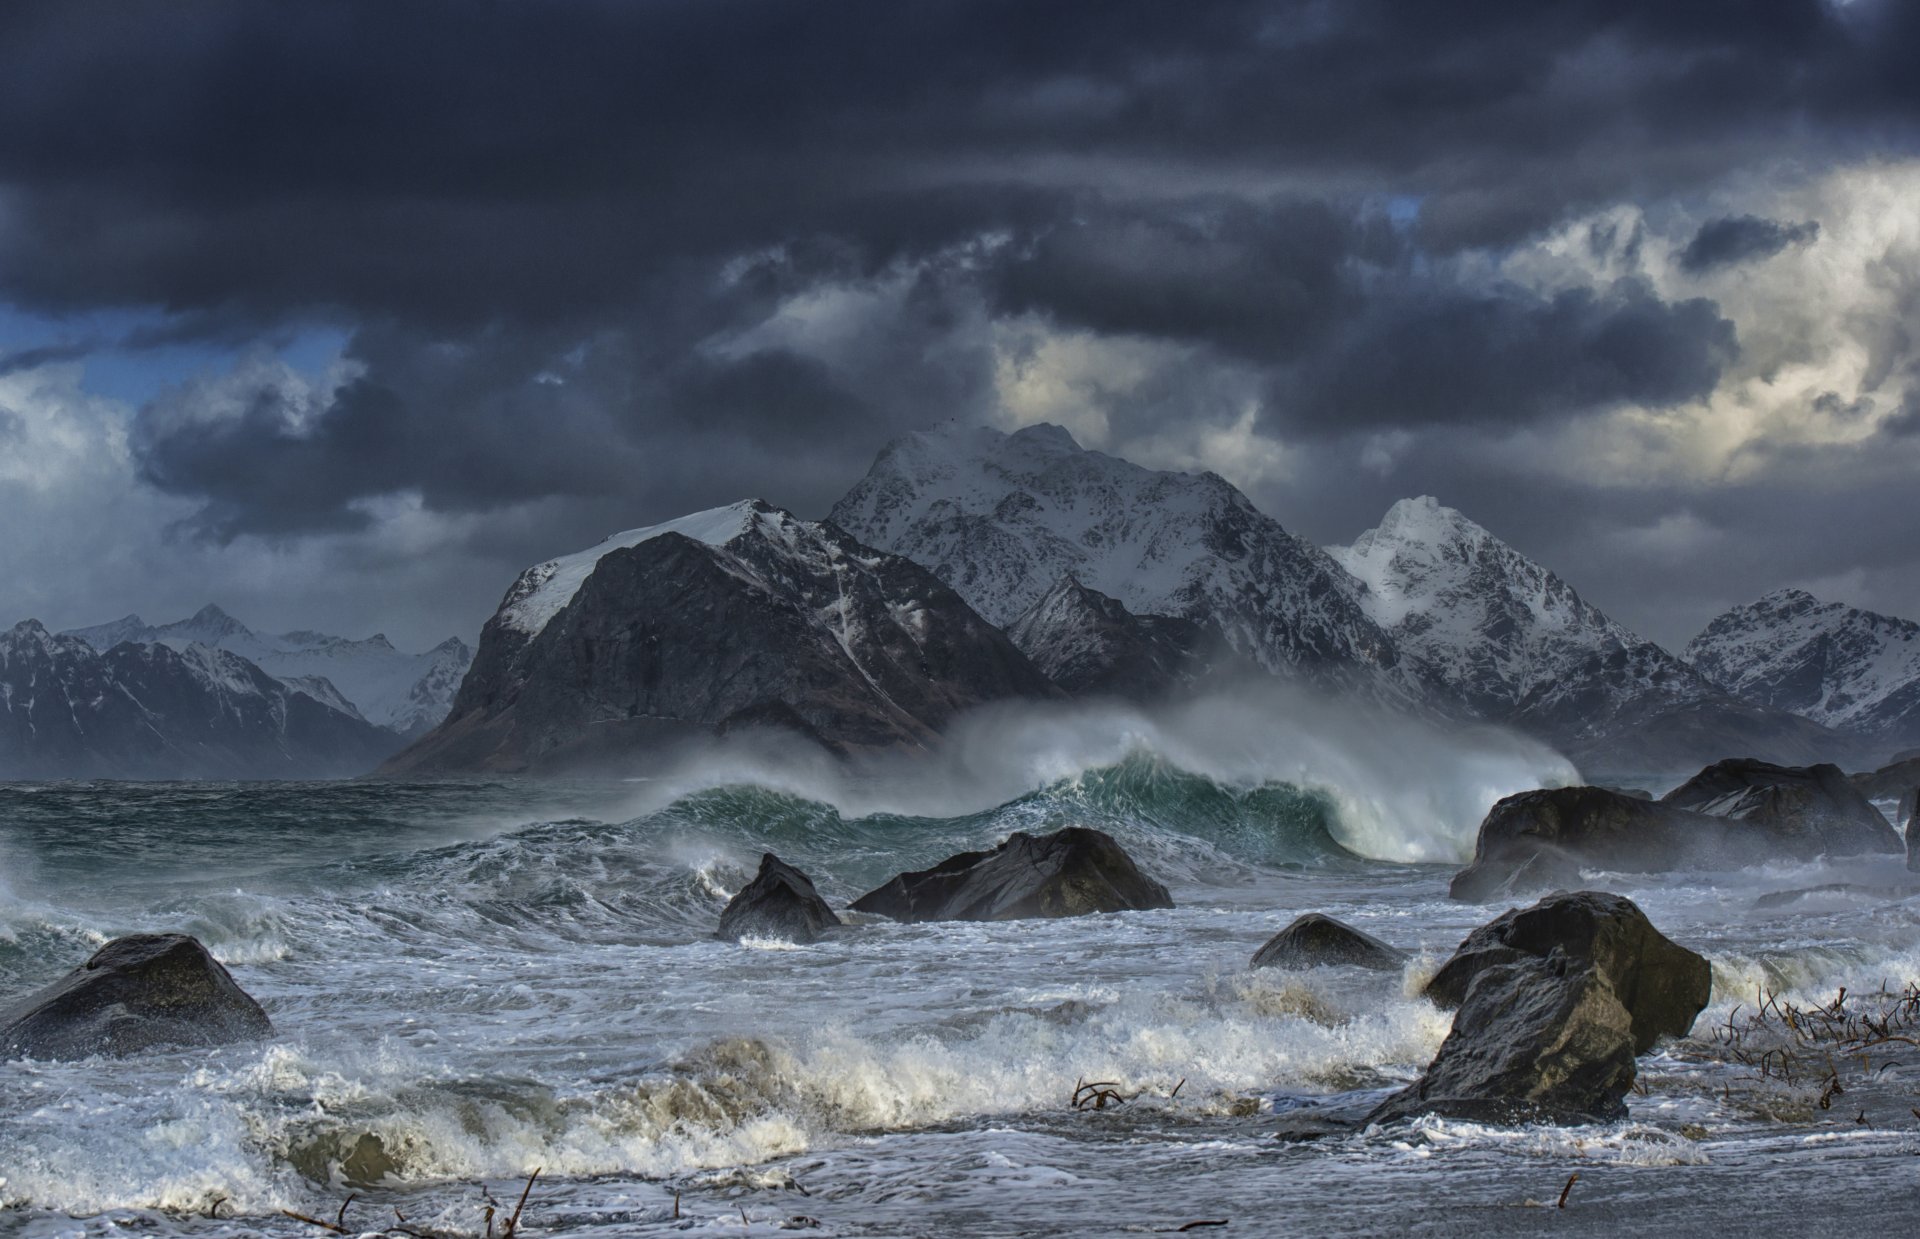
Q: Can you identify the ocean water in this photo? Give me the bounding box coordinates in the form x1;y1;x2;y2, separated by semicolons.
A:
3;708;1919;1236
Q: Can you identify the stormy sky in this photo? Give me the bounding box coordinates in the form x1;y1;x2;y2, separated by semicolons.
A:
2;0;1918;651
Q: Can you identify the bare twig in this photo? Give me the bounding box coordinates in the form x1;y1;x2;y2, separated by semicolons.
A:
1556;1172;1580;1209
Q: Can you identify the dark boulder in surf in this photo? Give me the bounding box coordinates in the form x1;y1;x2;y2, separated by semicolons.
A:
1659;759;1900;858
1448;786;1708;902
1367;892;1708;1127
716;853;841;944
0;934;273;1060
1423;891;1710;1055
1251;914;1406;972
850;827;1173;922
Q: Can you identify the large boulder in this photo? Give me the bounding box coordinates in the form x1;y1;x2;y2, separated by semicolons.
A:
849;827;1173;922
1660;759;1901;858
1448;786;1716;902
1422;891;1710;1054
0;934;273;1060
1368;892;1708;1126
716;854;841;944
1251;914;1406;972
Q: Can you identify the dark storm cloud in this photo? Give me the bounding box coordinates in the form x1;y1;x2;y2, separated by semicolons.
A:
1678;215;1822;274
0;0;1917;539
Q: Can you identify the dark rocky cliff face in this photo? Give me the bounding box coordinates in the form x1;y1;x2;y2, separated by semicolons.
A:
0;621;398;779
383;501;1060;774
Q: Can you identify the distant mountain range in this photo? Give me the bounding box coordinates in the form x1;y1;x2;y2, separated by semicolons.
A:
64;605;471;738
0;620;396;779
390;422;1906;782
10;423;1916;783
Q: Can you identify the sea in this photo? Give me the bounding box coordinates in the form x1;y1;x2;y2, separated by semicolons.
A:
3;696;1918;1236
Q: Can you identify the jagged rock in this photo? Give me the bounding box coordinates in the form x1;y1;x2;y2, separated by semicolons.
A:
0;620;400;779
849;827;1173;922
1005;575;1217;700
1448;786;1711;901
1251;914;1407;972
0;934;273;1060
1368;892;1707;1126
1422;891;1710;1054
1659;758;1901;857
383;500;1060;774
1849;751;1920;801
716;854;841;944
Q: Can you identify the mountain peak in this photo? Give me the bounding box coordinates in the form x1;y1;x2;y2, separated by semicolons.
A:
499;498;777;637
183;604;252;637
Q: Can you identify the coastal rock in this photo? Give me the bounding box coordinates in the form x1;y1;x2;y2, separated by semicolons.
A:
1448;786;1710;901
1659;758;1901;858
1423;891;1710;1054
1368;892;1706;1126
1251;914;1407;972
849;827;1173;922
1452;764;1903;900
716;854;841;944
0;934;273;1060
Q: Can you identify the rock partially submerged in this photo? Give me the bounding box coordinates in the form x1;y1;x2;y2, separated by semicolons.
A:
1660;758;1900;858
1452;761;1903;900
0;934;273;1060
1367;892;1709;1126
1448;787;1709;902
716;854;841;944
850;827;1173;922
1251;914;1407;972
1422;891;1710;1054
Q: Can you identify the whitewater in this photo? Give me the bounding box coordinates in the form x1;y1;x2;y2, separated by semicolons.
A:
3;698;1919;1235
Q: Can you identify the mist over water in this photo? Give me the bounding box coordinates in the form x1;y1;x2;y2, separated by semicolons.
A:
1;695;1914;1236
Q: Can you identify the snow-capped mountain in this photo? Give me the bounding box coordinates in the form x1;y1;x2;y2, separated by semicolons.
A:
1004;575;1217;700
65;606;472;738
0;620;397;779
827;422;1398;687
383;499;1059;774
1684;589;1920;750
1330;496;1857;774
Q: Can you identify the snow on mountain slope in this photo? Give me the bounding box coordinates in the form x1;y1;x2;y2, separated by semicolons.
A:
1325;496;1860;776
828;423;1398;684
497;502;761;636
386;498;1058;773
66;606;472;738
0;620;397;778
1684;589;1920;745
1004;574;1217;700
1327;496;1710;728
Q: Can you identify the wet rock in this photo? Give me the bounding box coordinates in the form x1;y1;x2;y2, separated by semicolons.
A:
1368;892;1708;1127
1423;891;1710;1054
849;827;1173;922
0;934;273;1060
716;854;841;944
1251;914;1407;972
1452;763;1902;901
1448;786;1709;902
1660;758;1901;858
